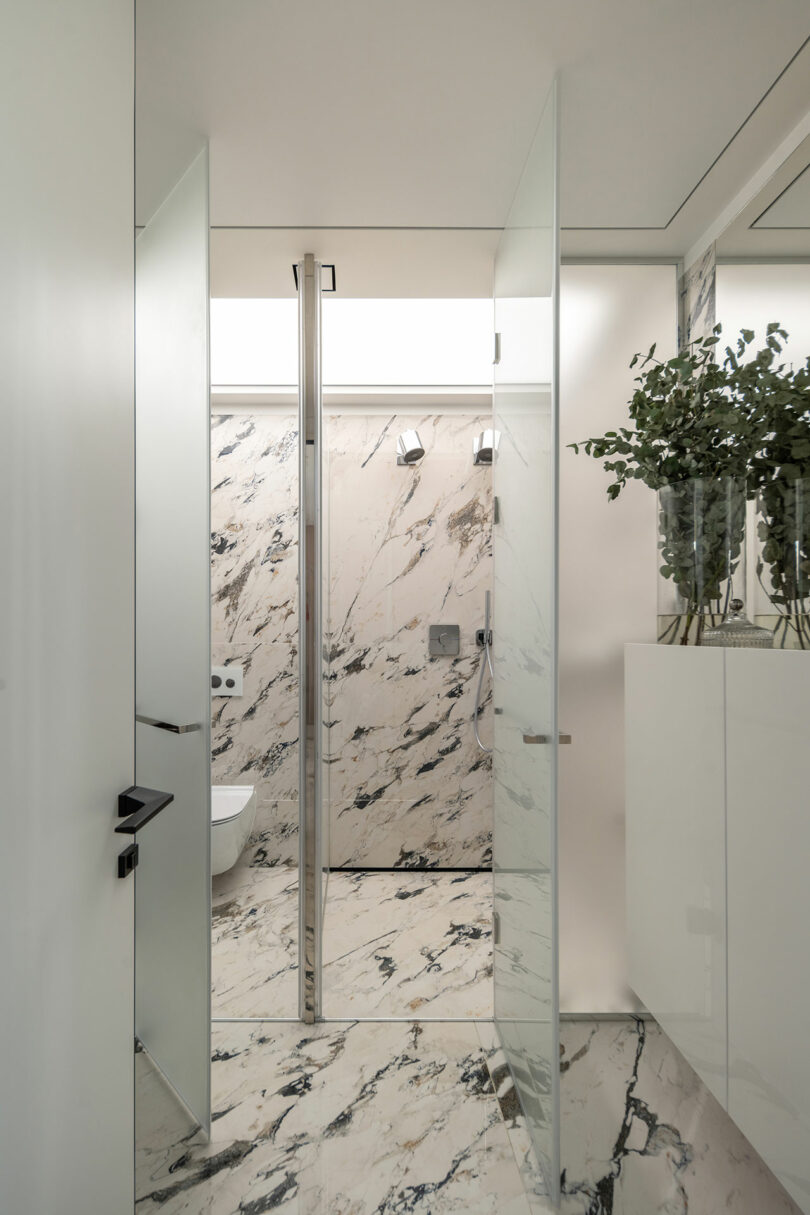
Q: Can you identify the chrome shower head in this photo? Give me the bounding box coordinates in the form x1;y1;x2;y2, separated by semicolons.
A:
396;429;425;465
473;429;500;465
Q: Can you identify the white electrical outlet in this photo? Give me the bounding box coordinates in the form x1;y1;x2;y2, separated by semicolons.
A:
211;664;243;697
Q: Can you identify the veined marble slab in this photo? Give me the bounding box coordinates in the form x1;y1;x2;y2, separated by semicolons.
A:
211;414;300;809
325;413;494;869
322;870;493;1019
136;1020;548;1214
212;866;493;1021
558;1017;802;1215
211;860;299;1020
211;411;495;868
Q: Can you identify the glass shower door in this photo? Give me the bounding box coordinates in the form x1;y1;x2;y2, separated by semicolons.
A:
492;82;560;1200
134;146;211;1130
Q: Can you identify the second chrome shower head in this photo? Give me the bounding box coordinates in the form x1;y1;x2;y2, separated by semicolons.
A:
473;429;500;465
396;429;425;465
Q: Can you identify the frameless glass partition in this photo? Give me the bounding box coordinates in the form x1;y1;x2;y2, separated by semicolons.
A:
209;295;301;1022
492;82;560;1199
134;146;211;1131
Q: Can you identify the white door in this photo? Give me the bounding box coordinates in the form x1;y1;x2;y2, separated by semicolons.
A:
0;2;136;1213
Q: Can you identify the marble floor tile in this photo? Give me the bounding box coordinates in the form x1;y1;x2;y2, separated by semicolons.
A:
136;1020;551;1215
558;1017;803;1215
477;1022;555;1213
137;1008;801;1212
212;865;493;1021
212;862;299;1019
322;870;493;1019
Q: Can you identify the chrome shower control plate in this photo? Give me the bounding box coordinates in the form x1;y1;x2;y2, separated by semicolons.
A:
428;624;460;656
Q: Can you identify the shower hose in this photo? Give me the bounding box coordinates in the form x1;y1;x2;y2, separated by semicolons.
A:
473;629;494;755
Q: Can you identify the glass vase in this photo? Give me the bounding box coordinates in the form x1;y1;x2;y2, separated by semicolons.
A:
657;478;747;646
755;477;810;650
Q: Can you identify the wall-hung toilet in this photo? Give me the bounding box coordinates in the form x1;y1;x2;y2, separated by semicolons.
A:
211;785;257;876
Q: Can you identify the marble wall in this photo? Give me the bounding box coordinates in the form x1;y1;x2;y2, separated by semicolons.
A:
324;412;493;868
210;410;494;870
678;243;716;348
211;412;300;864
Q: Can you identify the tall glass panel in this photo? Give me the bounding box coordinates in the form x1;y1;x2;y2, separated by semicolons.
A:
209;295;300;1023
492;82;560;1199
134;146;211;1129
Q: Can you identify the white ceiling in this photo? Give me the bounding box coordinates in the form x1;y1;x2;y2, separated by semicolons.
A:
209;228;500;297
136;0;810;261
716;131;810;257
753;164;810;228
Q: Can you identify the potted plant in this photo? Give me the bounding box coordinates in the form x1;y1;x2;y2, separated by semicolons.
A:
570;324;802;645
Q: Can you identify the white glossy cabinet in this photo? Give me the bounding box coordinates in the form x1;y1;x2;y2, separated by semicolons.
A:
625;644;727;1109
726;652;810;1215
626;644;810;1215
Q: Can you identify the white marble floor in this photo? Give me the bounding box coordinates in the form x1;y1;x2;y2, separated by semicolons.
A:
205;863;802;1213
136;1019;552;1215
135;1015;802;1215
558;1017;803;1215
212;866;493;1020
322;870;493;1019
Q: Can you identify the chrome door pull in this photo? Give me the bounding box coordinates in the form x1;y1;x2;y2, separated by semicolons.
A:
136;714;201;734
522;732;572;745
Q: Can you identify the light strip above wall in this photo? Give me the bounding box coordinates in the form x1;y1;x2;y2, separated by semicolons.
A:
211;298;494;388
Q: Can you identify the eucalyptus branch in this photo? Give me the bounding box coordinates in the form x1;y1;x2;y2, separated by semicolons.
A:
570;322;810;644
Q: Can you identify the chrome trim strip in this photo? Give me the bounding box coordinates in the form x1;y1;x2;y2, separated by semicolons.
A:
135;714;202;734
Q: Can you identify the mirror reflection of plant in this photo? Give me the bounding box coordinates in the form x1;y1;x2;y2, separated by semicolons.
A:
747;338;810;648
757;479;810;648
570;326;770;643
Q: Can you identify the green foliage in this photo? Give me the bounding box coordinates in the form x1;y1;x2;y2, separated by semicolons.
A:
756;478;810;648
570;323;810;643
569;326;782;498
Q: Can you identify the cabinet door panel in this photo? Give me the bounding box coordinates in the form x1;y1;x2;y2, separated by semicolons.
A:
727;650;810;1214
626;644;727;1108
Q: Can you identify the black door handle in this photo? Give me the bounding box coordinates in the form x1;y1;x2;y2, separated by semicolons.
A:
116;785;174;835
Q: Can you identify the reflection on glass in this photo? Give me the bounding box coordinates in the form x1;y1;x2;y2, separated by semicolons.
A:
492;80;560;1201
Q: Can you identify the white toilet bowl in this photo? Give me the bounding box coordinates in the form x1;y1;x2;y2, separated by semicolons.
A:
211;785;257;876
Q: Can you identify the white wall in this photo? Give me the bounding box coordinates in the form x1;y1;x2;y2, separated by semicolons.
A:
716;263;810;364
558;263;677;1012
0;3;135;1212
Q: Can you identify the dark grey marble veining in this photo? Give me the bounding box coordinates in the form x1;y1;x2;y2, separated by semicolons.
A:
324;412;494;869
210;410;495;870
136;1020;545;1214
557;1017;802;1215
211;864;493;1020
